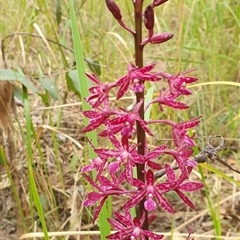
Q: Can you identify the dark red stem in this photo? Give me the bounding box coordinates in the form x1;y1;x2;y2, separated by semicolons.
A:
133;0;148;232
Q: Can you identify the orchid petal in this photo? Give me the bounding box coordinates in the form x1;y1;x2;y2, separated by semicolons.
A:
123;189;146;210
179;182;204;192
142;230;164;239
154;190;175;213
175;190;195;209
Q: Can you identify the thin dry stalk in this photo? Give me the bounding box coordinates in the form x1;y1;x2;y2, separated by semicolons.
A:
0;81;13;128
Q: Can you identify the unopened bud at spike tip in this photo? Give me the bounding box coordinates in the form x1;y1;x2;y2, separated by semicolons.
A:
144;5;154;30
153;0;169;8
105;0;122;20
150;32;174;44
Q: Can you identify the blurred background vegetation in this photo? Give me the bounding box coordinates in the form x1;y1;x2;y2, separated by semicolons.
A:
0;0;239;239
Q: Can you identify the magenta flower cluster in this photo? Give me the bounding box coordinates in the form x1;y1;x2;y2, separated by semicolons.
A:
81;0;204;239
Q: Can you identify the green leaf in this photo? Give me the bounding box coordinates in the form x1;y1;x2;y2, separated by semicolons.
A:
39;193;50;211
39;93;50;107
56;0;62;26
85;57;102;76
0;147;4;165
69;153;79;171
13;84;23;102
39;77;59;100
65;72;80;97
68;70;81;95
0;69;39;93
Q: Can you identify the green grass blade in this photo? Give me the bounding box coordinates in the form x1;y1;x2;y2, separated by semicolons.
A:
200;163;240;187
198;165;222;238
22;85;49;240
69;1;111;238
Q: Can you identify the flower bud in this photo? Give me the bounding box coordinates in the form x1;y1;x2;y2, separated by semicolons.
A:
150;32;174;44
144;5;154;30
105;0;122;20
153;0;169;7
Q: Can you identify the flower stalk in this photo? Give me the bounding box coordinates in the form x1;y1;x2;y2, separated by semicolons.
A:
82;1;203;239
133;0;148;229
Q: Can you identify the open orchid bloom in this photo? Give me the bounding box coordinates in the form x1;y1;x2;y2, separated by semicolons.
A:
85;73;117;108
116;64;161;99
106;210;164;240
123;169;176;213
83;170;128;223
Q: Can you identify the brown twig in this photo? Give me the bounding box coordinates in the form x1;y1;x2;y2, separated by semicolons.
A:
154;135;240;179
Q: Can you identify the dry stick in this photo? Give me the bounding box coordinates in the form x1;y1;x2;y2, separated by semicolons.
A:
215;155;240;174
154;135;240;179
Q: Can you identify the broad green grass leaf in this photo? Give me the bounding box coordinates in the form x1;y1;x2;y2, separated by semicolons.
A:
40;77;59;100
0;69;39;93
